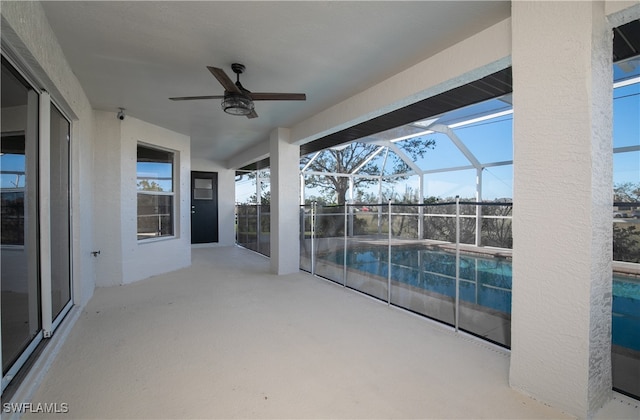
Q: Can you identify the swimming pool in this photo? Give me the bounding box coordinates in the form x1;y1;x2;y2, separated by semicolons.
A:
319;245;640;352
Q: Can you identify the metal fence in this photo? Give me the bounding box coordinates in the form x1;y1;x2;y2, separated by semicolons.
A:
300;199;513;347
235;204;271;256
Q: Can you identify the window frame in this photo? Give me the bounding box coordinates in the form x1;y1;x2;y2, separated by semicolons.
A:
136;142;176;242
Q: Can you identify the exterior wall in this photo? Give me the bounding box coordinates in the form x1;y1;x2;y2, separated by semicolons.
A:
120;117;191;284
92;111;124;287
606;1;640;20
1;0;96;306
510;1;616;417
191;157;236;246
93;113;192;285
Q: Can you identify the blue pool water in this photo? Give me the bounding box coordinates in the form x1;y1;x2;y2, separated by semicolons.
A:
324;246;640;352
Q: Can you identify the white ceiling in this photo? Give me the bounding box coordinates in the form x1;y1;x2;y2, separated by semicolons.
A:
40;1;510;164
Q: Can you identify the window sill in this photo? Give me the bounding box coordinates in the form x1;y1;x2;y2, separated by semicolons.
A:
137;235;177;244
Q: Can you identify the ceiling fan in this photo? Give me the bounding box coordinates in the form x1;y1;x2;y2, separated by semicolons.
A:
169;63;306;119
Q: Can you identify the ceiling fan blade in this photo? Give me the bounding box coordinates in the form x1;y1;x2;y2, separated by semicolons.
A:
249;92;306;101
246;109;259;119
169;95;225;101
207;66;241;93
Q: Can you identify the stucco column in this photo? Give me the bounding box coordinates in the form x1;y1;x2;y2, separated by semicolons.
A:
510;1;613;418
269;127;300;275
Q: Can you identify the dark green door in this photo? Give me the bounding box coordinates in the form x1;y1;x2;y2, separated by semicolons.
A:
191;171;219;243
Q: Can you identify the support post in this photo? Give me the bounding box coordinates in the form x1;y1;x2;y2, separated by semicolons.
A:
269;128;300;275
510;2;613;417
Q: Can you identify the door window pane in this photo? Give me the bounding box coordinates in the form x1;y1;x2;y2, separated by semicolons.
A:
1;57;41;374
194;178;213;200
50;105;71;319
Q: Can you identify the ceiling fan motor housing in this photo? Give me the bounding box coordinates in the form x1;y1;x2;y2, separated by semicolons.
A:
231;63;246;74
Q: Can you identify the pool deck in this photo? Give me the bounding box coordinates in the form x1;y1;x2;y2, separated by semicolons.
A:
14;246;639;419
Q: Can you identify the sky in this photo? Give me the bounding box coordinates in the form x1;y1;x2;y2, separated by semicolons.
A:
236;66;639;204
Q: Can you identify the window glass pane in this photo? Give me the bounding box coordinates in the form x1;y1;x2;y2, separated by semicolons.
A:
613;83;640;148
194;189;213;200
1;57;41;375
194;178;212;189
137;194;174;240
137;145;173;192
50;105;71;319
136;144;175;240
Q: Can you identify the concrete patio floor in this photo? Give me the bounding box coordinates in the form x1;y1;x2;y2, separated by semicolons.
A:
17;246;640;419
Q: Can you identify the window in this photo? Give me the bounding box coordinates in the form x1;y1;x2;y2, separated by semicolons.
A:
137;144;175;240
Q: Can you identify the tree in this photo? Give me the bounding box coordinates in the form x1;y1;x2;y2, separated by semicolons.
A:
301;135;435;205
613;224;639;263
613;181;640;263
137;179;163;191
614;182;640;202
236;170;270;204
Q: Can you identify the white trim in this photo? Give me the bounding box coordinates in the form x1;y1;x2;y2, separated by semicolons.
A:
1;332;43;392
136;143;177;241
449;109;513;129
51;300;73;334
613;75;640;89
137;235;178;244
39;91;53;337
49;101;75;324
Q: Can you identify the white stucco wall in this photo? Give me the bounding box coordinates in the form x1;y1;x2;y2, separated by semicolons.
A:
1;0;96;306
510;2;614;417
93;111;124;287
93;113;191;285
120;117;191;284
269;128;300;275
191;157;237;246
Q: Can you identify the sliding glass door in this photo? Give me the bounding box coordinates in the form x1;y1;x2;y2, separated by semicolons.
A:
1;56;73;392
50;105;71;322
1;57;42;383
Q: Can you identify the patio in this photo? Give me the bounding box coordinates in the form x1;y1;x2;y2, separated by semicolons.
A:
14;247;638;419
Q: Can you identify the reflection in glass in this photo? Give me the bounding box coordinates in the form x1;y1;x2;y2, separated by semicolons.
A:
137;194;174;240
1;58;41;374
136;145;174;239
50;105;71;319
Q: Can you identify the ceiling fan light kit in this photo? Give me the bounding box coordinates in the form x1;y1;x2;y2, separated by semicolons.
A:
170;63;306;119
222;93;254;116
